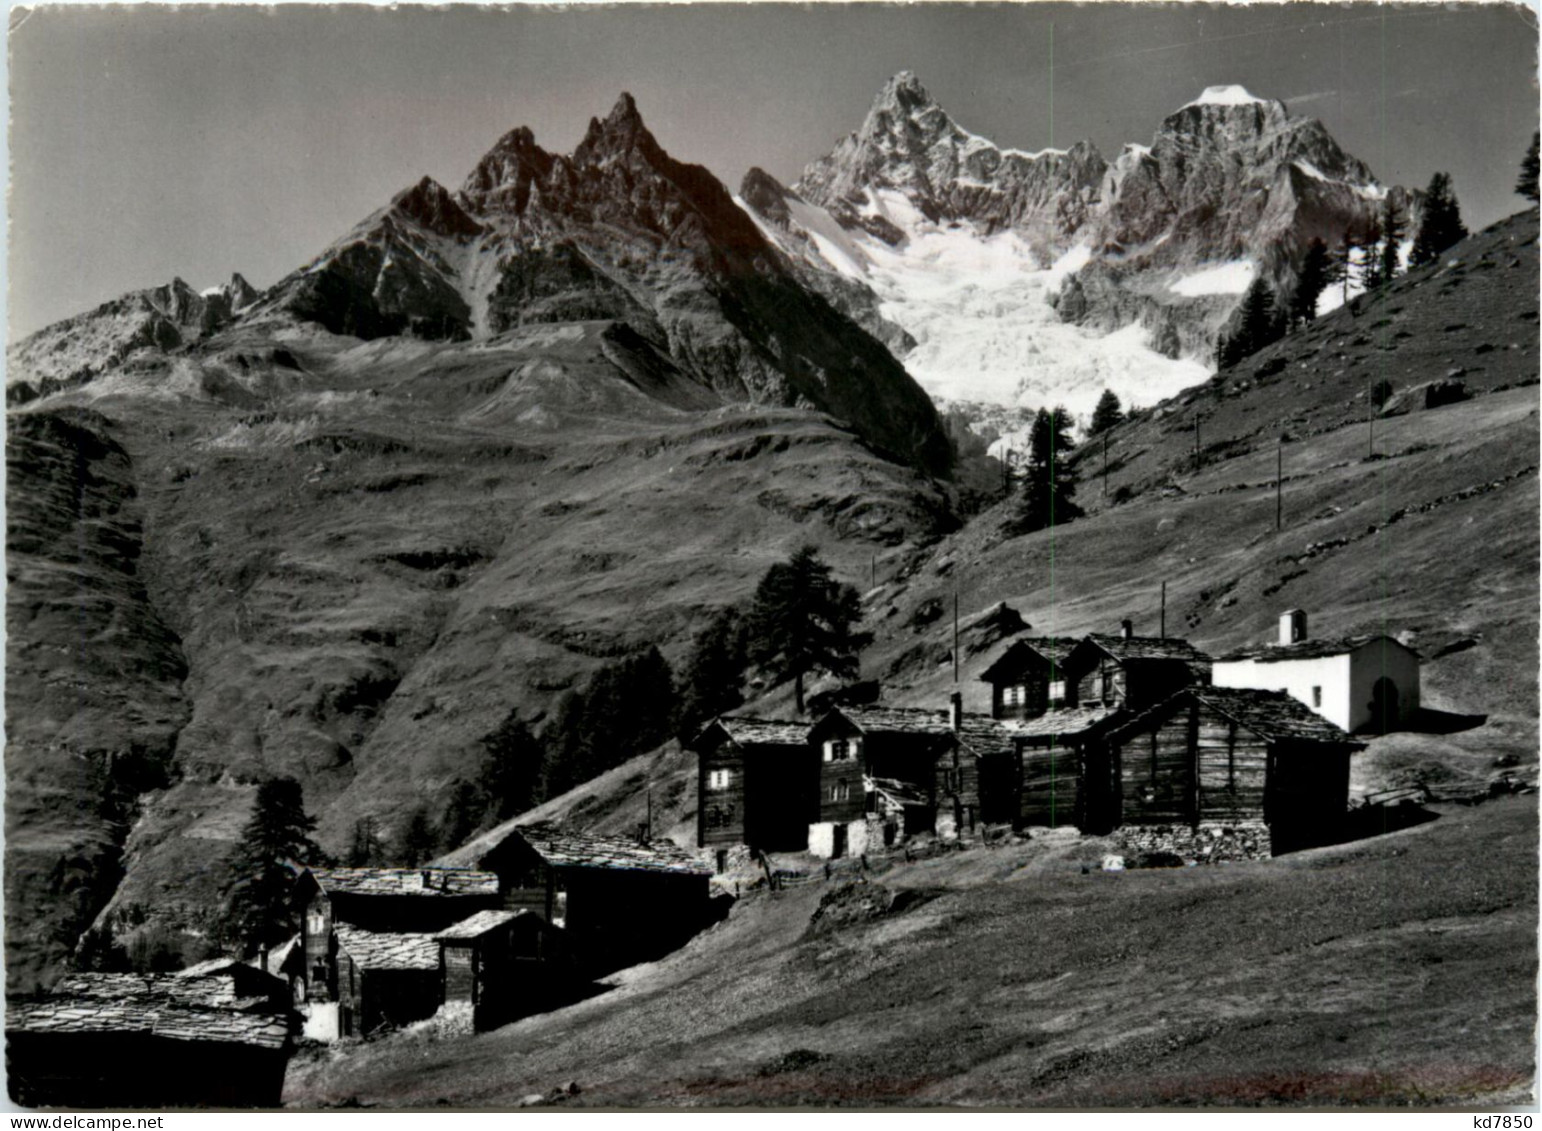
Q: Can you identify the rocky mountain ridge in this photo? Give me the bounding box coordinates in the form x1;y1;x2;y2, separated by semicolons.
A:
743;75;1419;421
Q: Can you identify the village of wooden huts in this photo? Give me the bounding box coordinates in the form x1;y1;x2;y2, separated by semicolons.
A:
692;608;1412;865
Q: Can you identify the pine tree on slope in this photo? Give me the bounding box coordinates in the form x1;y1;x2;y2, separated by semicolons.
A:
1518;132;1539;203
1410;172;1468;268
1377;197;1406;288
227;777;323;954
675;606;749;741
745;546;871;716
1288;238;1333;327
1010;407;1083;536
1087;389;1124;436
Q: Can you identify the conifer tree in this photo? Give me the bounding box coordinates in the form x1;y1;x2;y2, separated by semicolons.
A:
1009;407;1083;536
1288;237;1332;326
227;777;323;954
1220;278;1282;366
345;816;386;867
1378;198;1406;285
479;711;543;823
1518;132;1539;203
745;546;872;715
1087;389;1124;436
675;606;749;741
439;780;485;852
398;805;440;867
1410;172;1468;268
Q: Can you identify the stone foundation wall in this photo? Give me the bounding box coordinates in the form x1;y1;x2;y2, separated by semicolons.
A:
1117;822;1271;864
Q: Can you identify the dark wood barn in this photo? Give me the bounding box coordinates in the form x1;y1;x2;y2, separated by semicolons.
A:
293;866;500;1040
1101;687;1364;851
693;715;816;855
6;970;293;1108
937;708;1022;834
978;637;1077;720
435;909;570;1031
1008;706;1124;832
808;706;951;853
331;925;443;1037
441;823;713;975
1060;627;1212;711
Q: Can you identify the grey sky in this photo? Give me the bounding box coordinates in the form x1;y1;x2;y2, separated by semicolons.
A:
9;2;1539;338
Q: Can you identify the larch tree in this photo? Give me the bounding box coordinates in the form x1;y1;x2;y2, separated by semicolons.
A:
1518;132;1539;203
675;605;749;741
745;546;872;716
1087;389;1124;436
1378;197;1407;286
227;777;323;955
1009;406;1083;536
1410;172;1468;268
1288;237;1333;327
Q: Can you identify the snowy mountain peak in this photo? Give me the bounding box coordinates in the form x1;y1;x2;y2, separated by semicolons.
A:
1185;84;1269;108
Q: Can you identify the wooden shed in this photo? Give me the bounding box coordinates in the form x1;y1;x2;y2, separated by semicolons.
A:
1008;706;1124;832
440;823;713;975
331;924;443;1037
1060;628;1212;711
693;715;816;855
435;909;569;1031
293;866;500;1041
1101;687;1365;852
6;971;294;1108
978;637;1078;720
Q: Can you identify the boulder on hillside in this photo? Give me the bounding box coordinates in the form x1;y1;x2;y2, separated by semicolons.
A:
964;602;1030;655
1379;379;1470;417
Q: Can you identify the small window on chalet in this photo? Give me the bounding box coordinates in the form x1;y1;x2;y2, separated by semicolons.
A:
831;779;851;802
825;739;853;762
1049;679;1066;703
1312;686;1323;708
708;768;731;790
715;849;729;874
1003;685;1027;707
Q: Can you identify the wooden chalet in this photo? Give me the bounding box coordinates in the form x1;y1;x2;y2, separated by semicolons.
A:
6;969;294;1107
694;715;816;858
1100;686;1365;852
435;909;569;1031
439;822;712;974
1007;705;1125;832
806;700;1020;854
978;637;1078;720
292;866;501;1040
1060;623;1213;711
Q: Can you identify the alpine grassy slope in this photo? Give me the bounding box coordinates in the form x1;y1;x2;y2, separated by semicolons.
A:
4;95;956;991
4;77;1538;1107
290;210;1539;1110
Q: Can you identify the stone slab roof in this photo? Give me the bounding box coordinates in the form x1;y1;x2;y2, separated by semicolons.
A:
979;637;1078;682
509;822;713;877
1193;688;1365;746
1216;634;1419;663
8;973;291;1050
713;715;810;747
1110;688;1364;749
1082;634;1213;665
435;909;535;942
830;706;1020;754
306;867;499;898
1012;706;1123;741
334;924;441;971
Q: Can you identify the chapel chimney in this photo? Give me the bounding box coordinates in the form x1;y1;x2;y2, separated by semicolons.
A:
1279;609;1308;646
949;690;963;733
1120;619;1134;640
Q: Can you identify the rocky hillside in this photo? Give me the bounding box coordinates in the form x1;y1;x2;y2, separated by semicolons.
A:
3;94;963;991
743;74;1415;422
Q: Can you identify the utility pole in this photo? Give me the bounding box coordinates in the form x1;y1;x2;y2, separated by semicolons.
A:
953;589;960;685
1102;433;1109;497
1160;581;1167;639
1276;438;1284;532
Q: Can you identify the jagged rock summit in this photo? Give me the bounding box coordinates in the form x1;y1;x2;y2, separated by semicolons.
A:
742;72;1416;423
13;92;953;477
794;70;1107;252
